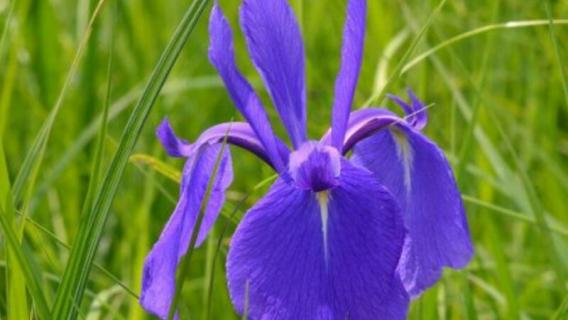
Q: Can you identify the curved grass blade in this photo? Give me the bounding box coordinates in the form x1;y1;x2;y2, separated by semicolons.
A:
462;195;568;236
51;1;211;318
401;19;568;74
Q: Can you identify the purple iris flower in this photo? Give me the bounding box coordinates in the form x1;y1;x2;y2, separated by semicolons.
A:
140;0;473;319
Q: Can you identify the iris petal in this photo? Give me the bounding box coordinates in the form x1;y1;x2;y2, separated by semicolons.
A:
140;143;233;318
321;108;401;153
388;89;428;130
209;4;286;173
331;0;367;150
185;121;290;169
353;123;473;297
227;160;408;319
156;119;192;158
240;0;307;148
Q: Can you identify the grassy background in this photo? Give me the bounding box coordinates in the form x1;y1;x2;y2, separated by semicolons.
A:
1;0;568;319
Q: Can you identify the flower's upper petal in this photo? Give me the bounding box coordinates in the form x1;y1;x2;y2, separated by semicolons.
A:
331;0;367;150
321;108;401;153
140;143;233;319
209;4;287;173
227;160;408;319
240;0;307;148
352;123;473;298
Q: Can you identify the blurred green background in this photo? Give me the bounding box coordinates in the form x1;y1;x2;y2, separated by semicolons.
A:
1;0;568;319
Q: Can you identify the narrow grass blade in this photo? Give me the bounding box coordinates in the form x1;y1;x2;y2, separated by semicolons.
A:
544;1;568;111
552;294;568;320
1;139;29;319
0;142;50;319
0;0;16;63
52;1;211;318
80;5;114;216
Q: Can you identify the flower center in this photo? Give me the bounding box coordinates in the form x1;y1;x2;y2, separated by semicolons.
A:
288;141;342;192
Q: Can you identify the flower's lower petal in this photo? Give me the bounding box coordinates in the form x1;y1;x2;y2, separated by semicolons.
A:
140;143;233;319
227;161;408;319
353;125;473;297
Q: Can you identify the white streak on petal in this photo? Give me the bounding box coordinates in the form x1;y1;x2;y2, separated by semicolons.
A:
317;191;330;266
392;129;413;195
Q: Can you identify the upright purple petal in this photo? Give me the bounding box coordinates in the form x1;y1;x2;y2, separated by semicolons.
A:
227;160;408;319
353;124;473;297
209;4;286;173
240;0;307;148
330;0;367;150
140;143;233;318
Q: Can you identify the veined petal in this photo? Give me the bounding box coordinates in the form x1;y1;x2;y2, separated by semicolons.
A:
140;143;233;318
209;4;286;173
240;0;307;148
352;124;473;297
227;160;408;319
331;0;367;150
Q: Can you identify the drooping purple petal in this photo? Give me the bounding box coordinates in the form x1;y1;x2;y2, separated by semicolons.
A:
208;4;286;173
140;143;233;318
331;0;367;151
240;0;307;148
183;121;290;169
352;124;473;297
321;108;401;153
156;119;192;158
227;160;408;319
